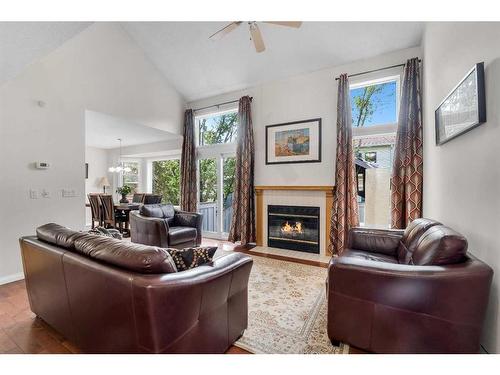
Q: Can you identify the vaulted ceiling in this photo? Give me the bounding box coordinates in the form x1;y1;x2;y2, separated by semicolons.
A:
0;22;91;86
0;22;424;101
121;22;424;101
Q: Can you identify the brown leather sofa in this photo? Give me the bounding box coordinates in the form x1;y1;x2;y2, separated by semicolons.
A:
19;223;253;353
327;218;493;353
130;204;203;249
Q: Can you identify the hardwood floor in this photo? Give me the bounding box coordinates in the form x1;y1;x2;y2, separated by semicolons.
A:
0;238;364;354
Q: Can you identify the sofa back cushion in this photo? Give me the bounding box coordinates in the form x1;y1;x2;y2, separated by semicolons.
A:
73;234;177;274
140;204;175;220
37;223;87;250
397;218;441;264
411;225;468;266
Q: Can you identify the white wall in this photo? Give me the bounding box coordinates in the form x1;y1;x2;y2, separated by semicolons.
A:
0;22;186;283
188;46;421;187
85;146;109;225
422;22;500;353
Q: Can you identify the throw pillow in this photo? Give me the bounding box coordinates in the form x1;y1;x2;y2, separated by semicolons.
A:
167;246;218;271
88;226;123;240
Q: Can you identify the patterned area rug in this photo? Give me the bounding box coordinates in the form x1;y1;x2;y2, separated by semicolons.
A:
234;255;349;354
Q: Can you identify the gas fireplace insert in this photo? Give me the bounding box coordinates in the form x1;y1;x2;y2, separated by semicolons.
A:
267;205;320;254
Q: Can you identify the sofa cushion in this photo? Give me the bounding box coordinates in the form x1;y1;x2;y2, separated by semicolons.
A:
411;225;468;266
398;218;441;264
166;246;218;271
342;249;398;264
140;204;175;219
348;228;402;256
73;234;177;274
37;223;87;250
168;226;197;245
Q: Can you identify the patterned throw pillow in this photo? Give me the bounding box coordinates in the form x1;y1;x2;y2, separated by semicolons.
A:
88;227;123;240
166;246;218;271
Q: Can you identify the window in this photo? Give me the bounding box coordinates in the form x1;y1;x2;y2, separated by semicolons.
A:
350;75;400;228
350;78;398;127
197;109;238;146
152;159;181;205
195;107;238;239
122;161;140;196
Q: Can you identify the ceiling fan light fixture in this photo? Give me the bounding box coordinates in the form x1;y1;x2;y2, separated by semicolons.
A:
209;21;301;53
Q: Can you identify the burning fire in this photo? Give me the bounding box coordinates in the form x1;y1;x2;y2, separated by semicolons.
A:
281;221;303;234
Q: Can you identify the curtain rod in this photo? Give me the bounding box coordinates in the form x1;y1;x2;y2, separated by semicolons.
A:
193;97;253;113
334;59;422;81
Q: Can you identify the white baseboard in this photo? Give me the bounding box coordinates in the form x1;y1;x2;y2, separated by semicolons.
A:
0;272;24;286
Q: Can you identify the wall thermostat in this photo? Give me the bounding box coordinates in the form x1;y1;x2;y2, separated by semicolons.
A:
35;162;50;169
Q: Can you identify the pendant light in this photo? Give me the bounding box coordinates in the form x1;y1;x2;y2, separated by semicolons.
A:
108;138;131;173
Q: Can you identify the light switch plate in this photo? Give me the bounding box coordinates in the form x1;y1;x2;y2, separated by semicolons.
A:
62;189;77;198
29;189;38;199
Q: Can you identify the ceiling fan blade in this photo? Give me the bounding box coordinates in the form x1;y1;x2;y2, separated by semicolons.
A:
249;23;265;53
209;22;242;40
264;21;302;28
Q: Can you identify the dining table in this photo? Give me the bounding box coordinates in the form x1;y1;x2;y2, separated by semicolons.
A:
85;201;141;237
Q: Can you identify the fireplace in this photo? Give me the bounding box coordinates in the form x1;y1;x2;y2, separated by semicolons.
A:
267;205;320;254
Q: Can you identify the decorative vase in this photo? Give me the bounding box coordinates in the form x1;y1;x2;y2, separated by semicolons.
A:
120;194;129;203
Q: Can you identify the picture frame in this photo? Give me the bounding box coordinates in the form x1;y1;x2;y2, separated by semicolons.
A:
265;118;322;165
435;62;486;145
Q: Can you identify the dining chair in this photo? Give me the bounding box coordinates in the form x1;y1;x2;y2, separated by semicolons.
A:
132;193;145;203
143;194;162;204
88;194;102;229
99;194;127;232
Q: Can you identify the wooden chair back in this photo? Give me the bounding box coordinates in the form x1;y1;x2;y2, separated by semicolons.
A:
132;193;146;203
88;194;102;228
99;194;115;226
143;194;162;204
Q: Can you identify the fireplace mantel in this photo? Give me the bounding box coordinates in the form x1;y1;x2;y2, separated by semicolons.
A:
254;185;335;255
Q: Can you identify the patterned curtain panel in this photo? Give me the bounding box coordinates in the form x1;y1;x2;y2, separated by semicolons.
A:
228;96;256;245
180;109;197;212
391;58;423;229
329;74;359;256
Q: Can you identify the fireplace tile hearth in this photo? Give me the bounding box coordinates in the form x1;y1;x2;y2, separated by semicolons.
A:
249;246;331;265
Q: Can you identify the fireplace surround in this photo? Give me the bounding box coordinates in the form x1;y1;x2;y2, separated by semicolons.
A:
267;205;320;254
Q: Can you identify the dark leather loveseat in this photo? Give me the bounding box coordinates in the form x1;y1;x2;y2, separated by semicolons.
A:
130;204;203;249
327;218;493;353
19;223;253;353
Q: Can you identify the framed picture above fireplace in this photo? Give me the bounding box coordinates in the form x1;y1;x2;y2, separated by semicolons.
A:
265;118;321;165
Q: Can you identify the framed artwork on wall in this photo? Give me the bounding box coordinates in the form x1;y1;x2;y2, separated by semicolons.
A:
435;62;486;145
265;118;322;165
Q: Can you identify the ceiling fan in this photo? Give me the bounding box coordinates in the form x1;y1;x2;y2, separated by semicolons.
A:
209;21;302;53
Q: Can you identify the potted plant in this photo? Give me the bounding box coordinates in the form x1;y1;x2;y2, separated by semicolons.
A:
116;185;132;203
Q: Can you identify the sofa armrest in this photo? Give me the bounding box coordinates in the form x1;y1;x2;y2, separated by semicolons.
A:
130;211;170;248
347;227;404;256
328;254;493;325
174;210;203;245
131;252;253;353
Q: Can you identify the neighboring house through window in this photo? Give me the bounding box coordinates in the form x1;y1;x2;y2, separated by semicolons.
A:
350;72;400;227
